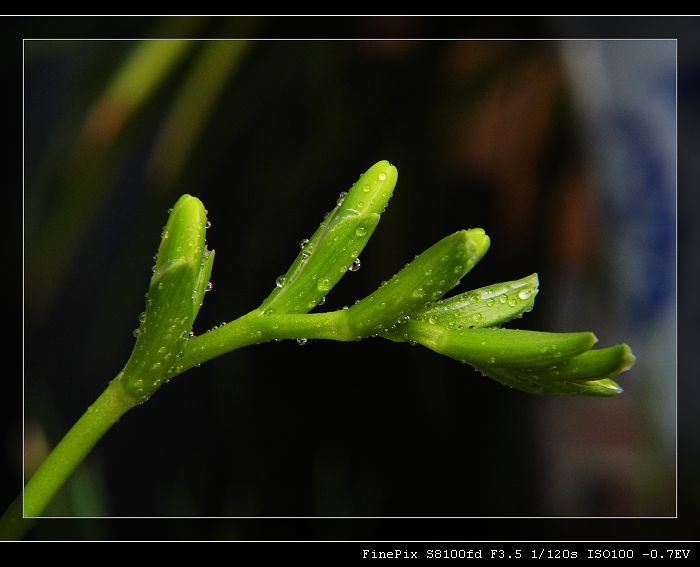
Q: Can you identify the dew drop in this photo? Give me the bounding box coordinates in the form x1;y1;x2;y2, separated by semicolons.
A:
486;298;495;306
318;296;326;306
337;191;348;206
296;338;308;346
132;328;140;338
378;172;387;181
518;289;532;300
428;315;438;325
349;258;361;272
205;220;212;229
472;312;483;322
299;238;310;249
275;275;287;288
412;287;425;299
508;298;517;307
138;312;146;323
205;281;213;292
318;278;331;291
499;294;508;304
355;226;367;237
362;184;370;193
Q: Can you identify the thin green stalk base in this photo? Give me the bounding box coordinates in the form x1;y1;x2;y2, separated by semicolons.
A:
0;375;137;540
0;495;34;541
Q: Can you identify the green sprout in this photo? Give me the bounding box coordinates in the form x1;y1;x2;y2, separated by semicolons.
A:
4;159;635;539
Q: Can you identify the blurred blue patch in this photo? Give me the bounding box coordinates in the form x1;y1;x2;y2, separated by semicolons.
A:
606;109;675;327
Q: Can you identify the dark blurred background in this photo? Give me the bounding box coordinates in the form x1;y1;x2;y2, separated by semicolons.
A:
7;16;690;540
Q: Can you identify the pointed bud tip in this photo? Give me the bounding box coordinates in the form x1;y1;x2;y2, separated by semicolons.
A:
599;378;624;395
462;228;490;264
171;193;203;212
156;194;208;273
466;227;489;248
169;194;207;229
526;273;539;288
620;344;637;372
343;160;398;216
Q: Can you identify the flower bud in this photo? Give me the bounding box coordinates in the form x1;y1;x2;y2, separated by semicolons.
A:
415;273;539;330
260;160;397;314
343;229;489;338
122;194;213;400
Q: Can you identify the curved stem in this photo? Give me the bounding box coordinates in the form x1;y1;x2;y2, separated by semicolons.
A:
0;375;137;539
1;308;354;539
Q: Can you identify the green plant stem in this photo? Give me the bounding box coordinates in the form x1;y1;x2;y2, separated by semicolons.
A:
0;375;137;539
0;495;32;541
0;308;352;538
177;309;351;374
